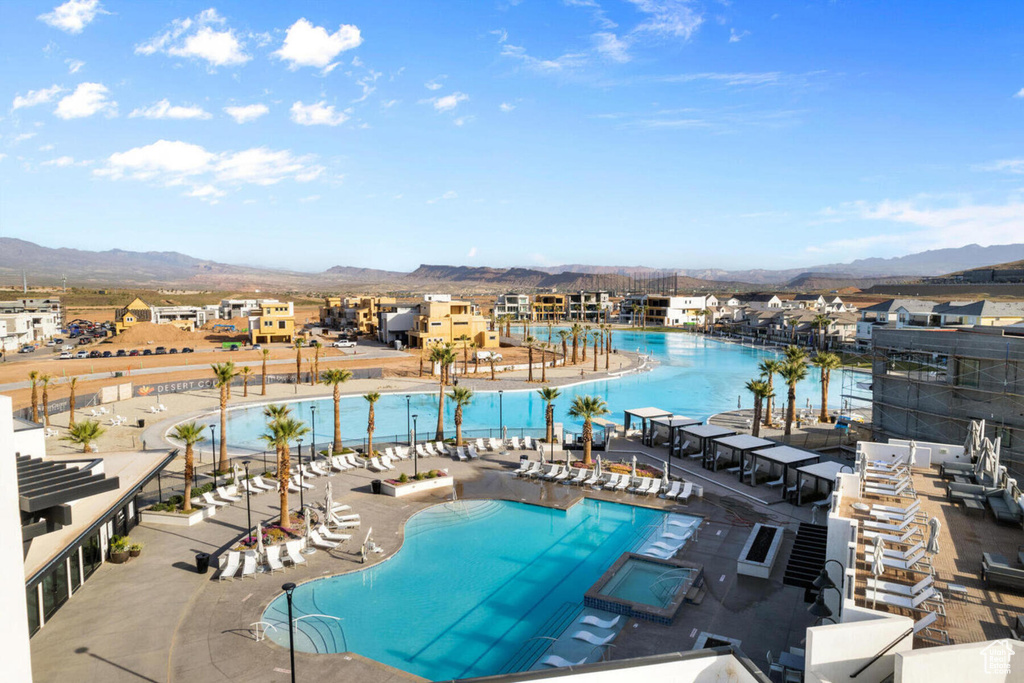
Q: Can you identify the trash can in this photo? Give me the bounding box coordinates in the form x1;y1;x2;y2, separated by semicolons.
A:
195;552;210;574
371;479;382;495
138;418;146;428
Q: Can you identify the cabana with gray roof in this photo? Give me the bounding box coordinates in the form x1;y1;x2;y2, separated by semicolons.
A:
676;423;735;460
707;434;774;472
623;407;673;446
648;415;702;451
741;445;820;493
794;460;848;505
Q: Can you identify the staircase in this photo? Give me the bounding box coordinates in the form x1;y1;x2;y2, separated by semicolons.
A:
782;523;828;589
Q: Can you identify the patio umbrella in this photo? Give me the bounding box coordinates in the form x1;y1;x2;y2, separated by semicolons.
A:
858;454;868;485
255;520;265;562
594;456;602;479
661;466;670;492
907;441;917;469
324;480;334;515
631;455;637;480
964;421;977;459
303;507;312;548
974;438;990;478
871;539;886;609
926;517;941;555
991;437;1002;487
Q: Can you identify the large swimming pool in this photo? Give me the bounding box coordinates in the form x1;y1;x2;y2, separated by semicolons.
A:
208;330;865;450
262;499;700;680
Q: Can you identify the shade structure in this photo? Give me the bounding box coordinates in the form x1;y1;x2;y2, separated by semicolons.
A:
926;517;941;555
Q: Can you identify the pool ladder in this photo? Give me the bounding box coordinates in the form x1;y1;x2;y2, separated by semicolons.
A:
649;567;695;602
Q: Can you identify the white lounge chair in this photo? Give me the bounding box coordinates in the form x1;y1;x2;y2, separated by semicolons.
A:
541;465;564;481
381;455;397;469
368;457;387;472
522;462;544;478
600;473;621;490
489;438;503;451
861;516;924;534
416;444;429;457
582;470;601;486
216;487;241;503
614;475;629;491
512;460;532;476
252;475;278;491
865;575;936;599
581;615;621;629
676;482;694;503
309;530;339;550
434;441;448;455
265;545;285;573
863;587;942;614
569;469;589;485
308;460;330;477
284;541;307;566
866;550;931;573
330;456;351;472
860;526;922;545
662;481;682;499
541;656;587;668
552;467;571;482
510;437;523;450
862;541;926;560
523;436;534;450
647;539;685;553
454;447;467;462
217;551;241;580
395;446;411;459
467;446;481;459
641;546;676;560
475;438;487;452
424;443;438;456
913;610;950;644
317;525;351;543
201;492;229;508
572;630;615;646
241;551;258;579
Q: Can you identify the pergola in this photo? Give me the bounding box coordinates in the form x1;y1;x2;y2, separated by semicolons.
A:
707;434;774;472
795;460;848;506
649;415;702;451
678;424;736;460
623;407;673;446
742;445;819;493
17;455;120;544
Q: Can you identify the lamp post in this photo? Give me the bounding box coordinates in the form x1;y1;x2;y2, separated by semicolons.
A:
282;582;297;683
297;438;304;511
405;395;411;446
310;405;317;456
812;559;846;619
550;404;556;463
808;589;833;622
412;414;419;478
208;424;217;491
242;459;252;543
498;390;504;436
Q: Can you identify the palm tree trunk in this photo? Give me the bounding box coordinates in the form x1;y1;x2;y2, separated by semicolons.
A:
183;444;194;512
367;405;375;456
278;444;290;526
296;349;301;384
541;349;546;382
785;384;796;436
31;383;38;423
572;336;578;364
582;418;593;466
69;384;76;425
218;387;228;471
261;356;267;395
546;403;553;443
764;379;774;426
820;371;830;423
593;338;598;371
243;378;249;397
42;386;50;427
490;360;496;380
435;379;445;441
528;346;533;382
752;399;762;437
332;386;342;454
455;406;463;446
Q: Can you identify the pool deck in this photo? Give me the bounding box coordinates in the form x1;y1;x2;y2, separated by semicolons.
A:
30;447;817;683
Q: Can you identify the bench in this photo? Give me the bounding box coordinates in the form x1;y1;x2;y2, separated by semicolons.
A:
982;553;1024;593
963;498;986;517
987;490;1024;528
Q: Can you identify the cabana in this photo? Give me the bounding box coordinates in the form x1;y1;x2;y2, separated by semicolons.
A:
589;417;618;450
623;407;673;446
678;424;735;460
794;460;847;506
649;415;702;451
745;445;820;491
707;434;774;472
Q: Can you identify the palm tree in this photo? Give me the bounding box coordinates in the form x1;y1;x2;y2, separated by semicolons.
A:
28;370;39;423
758;359;783;426
447;386;474;446
745;379;772;438
606;329;612;369
699;308;713;333
524;335;537;382
570;324;583;364
321;368;353;454
262;417;309;526
211;362;238;471
310;341;322;385
67;376;78;426
812;352;842;423
537;386;561;444
557;330;570;366
240;366;253;397
293;338;304;384
261;404;291;491
261;348;270;395
547;320;553;343
488;353;498;380
62;420;105;453
780;358;809;436
539;342;548;383
567;395;610;466
39;374;53;427
455;334;472;376
171;422;206;512
582;326;592;362
429;344;457;439
593;333;599;371
812;314;832;350
363;392;381;456
785;344;807;364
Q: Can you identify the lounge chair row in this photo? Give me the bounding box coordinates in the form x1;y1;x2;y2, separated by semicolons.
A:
512;462;695;502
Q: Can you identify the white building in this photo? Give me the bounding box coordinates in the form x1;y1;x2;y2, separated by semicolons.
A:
378;305;417;346
0;311;59;351
151;305;220;329
218;298;285;319
493;293;532;319
423;294;452;303
619;294;715;326
0;298;63;328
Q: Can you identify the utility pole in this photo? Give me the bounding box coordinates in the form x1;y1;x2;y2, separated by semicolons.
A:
61;273;67;293
22;270;27;293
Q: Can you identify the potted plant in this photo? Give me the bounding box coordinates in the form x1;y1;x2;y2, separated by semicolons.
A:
129;542;143;558
110;535;130;564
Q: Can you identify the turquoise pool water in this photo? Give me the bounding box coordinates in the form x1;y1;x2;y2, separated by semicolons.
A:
211;331;867;451
598;558;691;608
262;499;699;680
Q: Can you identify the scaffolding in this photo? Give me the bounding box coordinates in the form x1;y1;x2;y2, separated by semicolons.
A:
869;326;1024;479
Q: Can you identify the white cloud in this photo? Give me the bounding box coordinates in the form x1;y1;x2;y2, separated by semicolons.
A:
273;18;362;73
41;155;76;167
12;133;38;144
129;99;211;120
136;9;250;68
453;116;473;126
381;99;399;109
224;103;269;123
298;194;320;203
657;71;784;86
290;101;349;126
425;77;445;90
626;0;703;40
427;190;458;204
12;85;64;111
979;159;1024;174
0;154;6;162
39;144;56;151
490;28;508;43
499;102;516;112
55;82;116;119
425;92;469;112
501;42;588;72
593;32;631;62
729;28;750;43
1015;88;1024;99
66;59;85;74
467;246;478;258
94;139;326;199
38;0;106;34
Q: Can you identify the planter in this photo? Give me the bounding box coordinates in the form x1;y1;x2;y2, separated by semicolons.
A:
141;504;217;527
381;475;454;498
109;551;129;564
129;549;141;558
737;523;784;579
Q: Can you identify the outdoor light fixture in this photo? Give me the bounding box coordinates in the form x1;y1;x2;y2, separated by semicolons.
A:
282;582;297;683
808;589;833;619
412;414;419;477
242;460;252;545
208;424;217;490
812;559;845;618
309;405;317;454
406;395;412;446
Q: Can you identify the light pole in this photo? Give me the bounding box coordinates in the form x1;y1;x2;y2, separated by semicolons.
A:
208;424;217;491
405;395;411;446
309;405;317;457
282;582;297;683
812;559;846;619
242;459;252;543
550;405;555;463
297;438;304;512
412;414;419;478
498;390;507;455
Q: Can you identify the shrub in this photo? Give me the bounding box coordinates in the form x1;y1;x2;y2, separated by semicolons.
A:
398;473;409;483
110;535;130;553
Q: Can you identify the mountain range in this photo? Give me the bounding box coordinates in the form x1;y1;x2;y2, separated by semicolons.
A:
1;237;1021;293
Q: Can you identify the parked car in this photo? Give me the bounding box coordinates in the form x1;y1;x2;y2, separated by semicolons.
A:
45;340;56;347
74;350;88;359
54;338;65;344
155;346;167;355
251;344;262;350
142;349;152;356
116;349;127;357
181;347;194;353
102;351;112;358
59;351;72;360
89;350;101;358
128;349;140;357
169;348;179;354
19;346;35;353
332;339;356;348
78;337;91;346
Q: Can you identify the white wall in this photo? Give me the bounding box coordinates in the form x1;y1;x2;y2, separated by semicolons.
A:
805;609;913;683
857;442;933;468
0;396;34;682
887;439;965;466
896;640;1020;683
13;425;45;458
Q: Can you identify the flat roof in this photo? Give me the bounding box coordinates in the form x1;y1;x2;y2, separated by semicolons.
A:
752;445;820;465
712;434;775;451
681;424;735;438
623;407;673;419
650;415;702;428
796;460;846;481
14;416;42;432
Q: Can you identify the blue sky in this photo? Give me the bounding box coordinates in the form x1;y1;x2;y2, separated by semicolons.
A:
2;1;1024;273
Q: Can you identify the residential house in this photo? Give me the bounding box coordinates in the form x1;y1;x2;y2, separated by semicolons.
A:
377;304;417;347
248;301;295;344
493;293;532;320
408;298;498;349
0;298;63;329
566;291;611;322
934;300;1024;327
855;298;939;344
320;296;395;335
150;305;219;331
113;297;153;335
625;295;715;327
791;294;826;309
219;298;278;320
740;293;783;311
0;311;59;352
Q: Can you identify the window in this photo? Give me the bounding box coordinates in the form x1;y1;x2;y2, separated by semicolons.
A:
278;321;286;329
956;358;981;388
70;550;82;592
26;586;39;635
41;563;69;622
82;534;101;580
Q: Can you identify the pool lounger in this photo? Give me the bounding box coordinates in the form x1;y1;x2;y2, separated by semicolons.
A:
541;656;587;668
581;615;621;629
217;551;241;580
572;630;616;646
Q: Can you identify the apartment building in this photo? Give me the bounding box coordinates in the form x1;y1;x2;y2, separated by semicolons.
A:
408;299;498;349
249;301;295;344
0;311;59;351
566;291;611;322
493;293;532;320
320;296;396;335
150;305;219;330
0;298;63;329
532;294;566;321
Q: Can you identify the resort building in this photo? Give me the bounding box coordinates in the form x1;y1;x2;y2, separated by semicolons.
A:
377;303;417;347
0;311;59;351
320;296;396;335
618;295;716;327
248;301;295;345
566;291;611;322
0;298;63;329
407;298;498;349
113;296;153;335
532;294;566;321
493;293;532;320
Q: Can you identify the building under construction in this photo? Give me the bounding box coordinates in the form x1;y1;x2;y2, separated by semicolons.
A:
870;325;1024;479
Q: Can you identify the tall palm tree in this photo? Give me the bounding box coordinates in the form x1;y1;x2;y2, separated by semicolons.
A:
570;324;583;364
606;329;612;369
28;370;39;423
758;359;783;426
557;330;570;366
568;395;610;467
488;353;498;380
262;417;310;526
455;333;472;376
812;352;842;423
293;338;304;384
240;366;253;397
537;386;561;444
447;386;474;446
321;368;353;454
582;326;592;362
211;362;238;471
780;358;809;436
699;308;713;333
785;344;807;364
524;335;537;382
362;393;382;456
539;343;548;383
593;333;599;371
66;376;78;426
547;320;553;343
745;379;772;438
62;420;105;453
429;344;457;439
171;422;206;512
261;404;291;491
310;341;322;385
812;314;832;350
39;374;53;427
261;348;271;395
